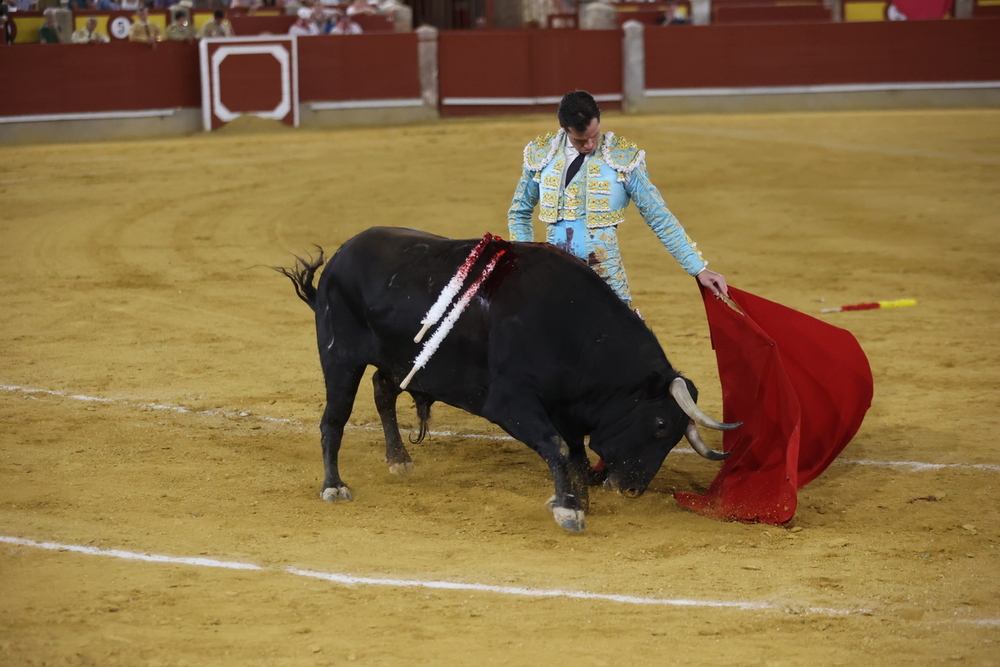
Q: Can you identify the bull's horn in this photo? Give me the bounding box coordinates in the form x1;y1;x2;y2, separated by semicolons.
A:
685;422;730;461
669;377;742;431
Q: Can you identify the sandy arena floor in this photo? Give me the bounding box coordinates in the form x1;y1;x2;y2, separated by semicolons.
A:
1;109;998;666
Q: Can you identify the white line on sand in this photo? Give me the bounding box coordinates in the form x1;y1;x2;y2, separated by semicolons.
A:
0;536;262;570
3;383;998;472
0;535;854;615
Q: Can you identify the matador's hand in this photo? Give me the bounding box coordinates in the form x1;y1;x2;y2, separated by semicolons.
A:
696;269;729;299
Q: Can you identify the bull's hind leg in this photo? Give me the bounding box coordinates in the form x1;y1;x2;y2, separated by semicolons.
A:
318;364;366;502
372;369;413;476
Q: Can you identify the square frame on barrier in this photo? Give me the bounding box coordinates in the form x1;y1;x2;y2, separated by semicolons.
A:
199;36;300;131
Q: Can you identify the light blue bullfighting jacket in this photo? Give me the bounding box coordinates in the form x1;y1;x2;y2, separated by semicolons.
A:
507;129;707;307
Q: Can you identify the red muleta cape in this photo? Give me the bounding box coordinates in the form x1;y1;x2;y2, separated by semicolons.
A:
674;286;874;524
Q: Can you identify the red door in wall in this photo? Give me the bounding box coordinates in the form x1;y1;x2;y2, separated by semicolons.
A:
199;35;299;131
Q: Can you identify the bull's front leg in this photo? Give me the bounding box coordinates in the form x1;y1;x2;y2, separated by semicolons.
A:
482;397;589;532
540;436;591;532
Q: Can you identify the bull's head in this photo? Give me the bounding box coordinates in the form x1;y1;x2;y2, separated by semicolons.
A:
591;375;739;498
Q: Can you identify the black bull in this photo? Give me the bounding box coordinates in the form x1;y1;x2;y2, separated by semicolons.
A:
277;227;737;532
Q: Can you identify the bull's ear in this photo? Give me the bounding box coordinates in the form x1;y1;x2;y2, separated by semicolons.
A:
681;376;700;404
642;371;671;398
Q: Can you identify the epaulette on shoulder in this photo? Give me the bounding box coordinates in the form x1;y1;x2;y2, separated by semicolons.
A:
523;130;562;171
600;132;645;174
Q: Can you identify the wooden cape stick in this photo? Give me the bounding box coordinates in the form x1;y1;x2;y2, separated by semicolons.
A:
821;298;916;313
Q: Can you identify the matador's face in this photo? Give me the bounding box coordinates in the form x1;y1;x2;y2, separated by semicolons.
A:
565;118;601;155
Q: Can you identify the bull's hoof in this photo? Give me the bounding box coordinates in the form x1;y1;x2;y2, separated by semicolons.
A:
553;507;586;532
321;486;353;502
388;461;414;477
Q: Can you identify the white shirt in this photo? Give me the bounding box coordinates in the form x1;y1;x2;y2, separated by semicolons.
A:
330;20;362;34
345;0;377;15
288;22;319;36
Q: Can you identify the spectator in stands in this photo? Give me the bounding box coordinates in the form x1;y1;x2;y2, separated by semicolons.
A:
165;10;196;40
656;0;690;25
1;5;16;44
200;8;234;37
378;0;404;14
121;0;141;10
329;12;361;33
230;0;262;13
312;5;335;32
68;0;96;9
7;0;35;11
38;8;63;43
345;0;376;16
71;16;110;42
94;0;118;9
128;6;163;42
288;6;317;35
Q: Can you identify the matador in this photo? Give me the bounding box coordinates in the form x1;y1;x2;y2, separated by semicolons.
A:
507;91;728;309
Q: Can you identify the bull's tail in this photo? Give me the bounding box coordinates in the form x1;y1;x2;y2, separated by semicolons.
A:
272;247;325;312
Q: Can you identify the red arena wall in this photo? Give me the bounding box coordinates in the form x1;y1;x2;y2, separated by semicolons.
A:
1;19;997;129
644;19;1000;90
437;29;623;116
297;33;422;103
0;42;201;118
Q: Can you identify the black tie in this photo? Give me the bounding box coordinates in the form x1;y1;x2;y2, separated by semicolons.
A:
565;152;586;184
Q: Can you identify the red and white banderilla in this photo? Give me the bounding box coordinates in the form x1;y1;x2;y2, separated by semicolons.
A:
400;246;506;391
413;233;496;344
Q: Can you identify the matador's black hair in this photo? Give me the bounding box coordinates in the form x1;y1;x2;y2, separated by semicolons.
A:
558;91;601;133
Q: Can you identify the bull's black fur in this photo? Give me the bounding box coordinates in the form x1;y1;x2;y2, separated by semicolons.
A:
279;226;701;531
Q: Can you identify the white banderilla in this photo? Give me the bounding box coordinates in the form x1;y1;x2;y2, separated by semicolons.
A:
413;232;495;344
400;248;507;391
